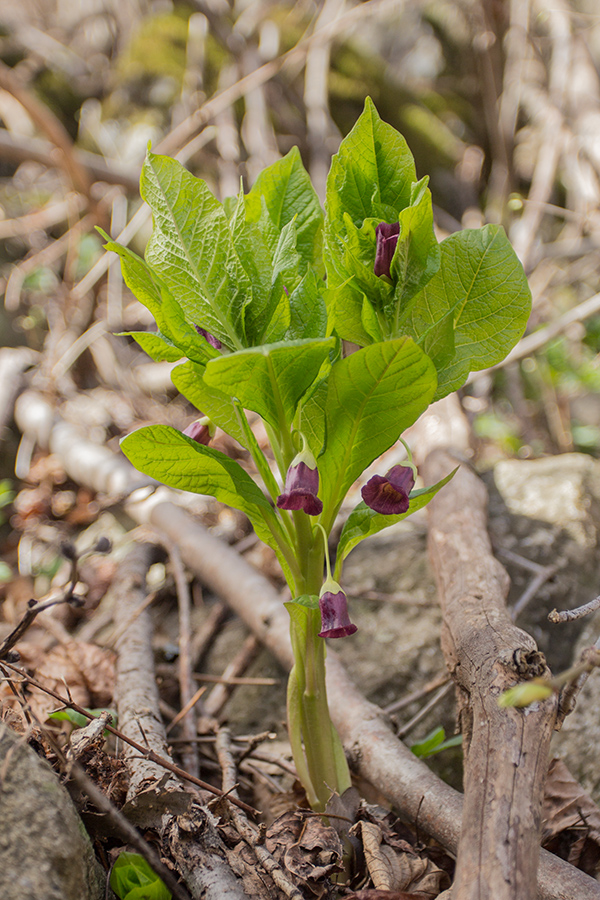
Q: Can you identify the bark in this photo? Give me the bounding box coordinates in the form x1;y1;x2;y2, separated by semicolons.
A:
422;448;558;900
13;390;600;900
111;543;188;814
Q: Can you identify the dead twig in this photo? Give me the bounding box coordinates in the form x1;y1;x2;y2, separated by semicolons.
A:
549;594;600;624
0;659;259;818
215;727;304;900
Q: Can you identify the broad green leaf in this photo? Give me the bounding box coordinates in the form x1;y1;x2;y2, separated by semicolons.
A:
121;425;271;515
325;277;373;346
405;225;531;399
110;851;171;900
121;425;294;583
325;96;416;233
388;176;440;313
335;468;457;571
141;150;248;349
103;239;163;322
286;269;328;340
319;339;437;519
122;331;183;362
299;375;329;459
229;189;279;345
246;146;324;273
104;241;217;363
204;338;335;432
171;361;248;447
262;288;291;344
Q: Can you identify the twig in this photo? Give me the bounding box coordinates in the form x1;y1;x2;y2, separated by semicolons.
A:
0;543;83;660
193;674;277;686
383;672;450;715
556;638;600;727
215;728;304;900
0;195;87;240
396;682;454;739
549;594;600;623
191;600;229;670
203;634;261;719
164;534;200;777
510;563;560;621
0;60;93;201
0;659;259;818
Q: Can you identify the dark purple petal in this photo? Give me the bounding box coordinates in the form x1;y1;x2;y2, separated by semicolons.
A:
277;461;323;516
318;590;358;639
183;420;211;446
194;325;222;350
361;464;415;515
374;221;400;278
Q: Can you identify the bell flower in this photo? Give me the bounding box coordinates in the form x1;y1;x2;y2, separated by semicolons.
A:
276;440;323;516
318;577;357;639
183;416;214;446
194;325;222;350
374;221;400;279
361;464;415;515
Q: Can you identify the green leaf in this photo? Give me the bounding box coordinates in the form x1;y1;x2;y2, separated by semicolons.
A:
121;424;271;516
300;375;329;459
203;338;335;431
410;727;463;759
122;331;184;362
103;239;163;321
246;146;324;273
286;269;328;340
229;189;280;345
48;708;117;729
335;468;457;570
141;150;248;349
405;225;532;399
104;241;217;363
319;339;437;519
325;96;416;230
121;425;294;583
110;852;171;900
171;361;248;448
388;176;440;313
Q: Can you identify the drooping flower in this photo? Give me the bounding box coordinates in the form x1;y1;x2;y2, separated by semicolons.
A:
374;221;400;279
277;437;323;516
318;579;357;639
361;464;415;515
183;416;214;446
194;325;222;350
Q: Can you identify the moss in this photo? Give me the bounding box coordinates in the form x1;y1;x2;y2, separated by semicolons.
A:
116;9;190;84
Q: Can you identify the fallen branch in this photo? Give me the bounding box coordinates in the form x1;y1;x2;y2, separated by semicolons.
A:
423;449;557;900
12;390;600;900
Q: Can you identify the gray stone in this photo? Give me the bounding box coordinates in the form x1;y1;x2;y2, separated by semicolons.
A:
0;723;106;900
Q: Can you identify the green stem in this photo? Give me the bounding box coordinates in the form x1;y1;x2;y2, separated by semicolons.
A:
285;531;352;811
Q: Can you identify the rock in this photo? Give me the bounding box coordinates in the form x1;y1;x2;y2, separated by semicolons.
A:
487;453;600;672
0;723;106;900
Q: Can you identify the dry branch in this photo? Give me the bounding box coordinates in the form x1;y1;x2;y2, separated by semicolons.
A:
12;389;600;900
423;449;557;900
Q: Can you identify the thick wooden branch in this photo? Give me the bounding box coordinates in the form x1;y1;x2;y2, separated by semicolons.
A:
423;448;558;900
13;390;600;900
